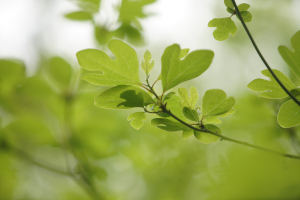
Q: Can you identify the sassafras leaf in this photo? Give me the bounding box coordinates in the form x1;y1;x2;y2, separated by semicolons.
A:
127;112;147;130
278;99;300;128
151;118;189;132
141;50;154;75
161;44;214;92
208;18;237;41
194;124;221;144
182;107;199;122
247;69;296;99
178;86;199;109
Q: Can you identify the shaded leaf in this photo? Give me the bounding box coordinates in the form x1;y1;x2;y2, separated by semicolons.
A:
208;18;237;41
194;124;221;144
182;107;199;122
236;11;253;23
161;44;214;92
182;128;193;140
202;89;235;118
64;11;92;21
127;112;146;130
247;69;296;99
141;50;154;75
151;118;188;132
77;39;141;86
163;92;176;101
278;99;300;128
278;31;300;79
95;85;154;109
226;8;234;14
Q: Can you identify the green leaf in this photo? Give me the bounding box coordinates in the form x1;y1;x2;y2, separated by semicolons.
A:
77;0;101;13
46;57;73;91
203;109;235;124
202;89;235;118
226;8;234;14
278;31;300;79
165;95;187;122
179;48;190;59
161;44;214;92
163;92;176;101
278;99;300;128
247;69;296;99
236;11;253;23
224;0;234;9
94;26;113;45
238;3;250;12
141;50;154;75
127;112;146;130
64;11;92;21
77;39;141;86
151;118;188;132
182;107;199;122
291;88;300;96
95;85;155;109
194;124;221;144
208;18;237;41
178;87;199;109
182;128;193;140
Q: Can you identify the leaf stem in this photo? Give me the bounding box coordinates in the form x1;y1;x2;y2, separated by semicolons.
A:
160;104;300;160
231;0;300;107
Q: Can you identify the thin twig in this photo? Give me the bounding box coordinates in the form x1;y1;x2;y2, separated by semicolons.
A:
231;0;300;107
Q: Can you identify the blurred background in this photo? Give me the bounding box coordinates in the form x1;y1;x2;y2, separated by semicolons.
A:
1;0;300;199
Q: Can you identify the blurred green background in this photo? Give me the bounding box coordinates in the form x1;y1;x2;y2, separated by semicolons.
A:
1;0;300;199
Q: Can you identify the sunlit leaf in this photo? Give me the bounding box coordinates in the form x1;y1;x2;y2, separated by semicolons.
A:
180;48;190;59
224;0;234;9
127;112;146;130
278;31;300;79
238;3;250;12
182;128;193;139
77;39;141;86
161;44;213;92
202;89;235;119
278;99;300;128
178;87;199;109
182;107;199;122
151;118;188;132
203;109;235;124
247;69;296;99
141;50;154;75
95;85;155;109
163;92;176;101
64;11;92;21
208;18;237;41
194;124;221;144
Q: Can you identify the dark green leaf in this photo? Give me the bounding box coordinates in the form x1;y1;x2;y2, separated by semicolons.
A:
151;118;189;132
182;107;199;122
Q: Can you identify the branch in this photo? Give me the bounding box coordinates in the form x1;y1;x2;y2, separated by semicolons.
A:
160;105;300;160
231;0;300;107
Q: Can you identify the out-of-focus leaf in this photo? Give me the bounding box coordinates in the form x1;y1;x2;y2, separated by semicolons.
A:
236;11;253;23
77;39;141;86
248;69;296;99
208;18;237;41
64;11;92;21
151;118;188;132
127;112;146;130
161;44;213;92
194;124;221;144
0;154;16;199
114;24;144;45
182;128;193;139
94;26;113;45
182;107;199;122
46;57;73;91
277;99;300;128
238;3;250;12
95;85;154;109
202;89;235;118
224;0;234;9
278;31;300;79
77;0;101;13
180;48;190;59
141;50;154;75
178;87;198;109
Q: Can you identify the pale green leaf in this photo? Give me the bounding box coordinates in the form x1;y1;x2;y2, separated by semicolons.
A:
127;112;146;130
151;118;189;132
182;128;193;140
165;95;187;122
278;31;300;79
247;69;296;99
236;11;253;23
208;18;237;41
163;92;176;101
278;99;300;128
180;48;190;59
224;0;234;9
64;11;92;21
161;44;214;91
178;86;199;109
202;89;235;118
194;124;221;144
95;85;155;109
238;3;250;12
141;50;154;75
203;109;235;124
182;107;199;122
77;39;141;86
